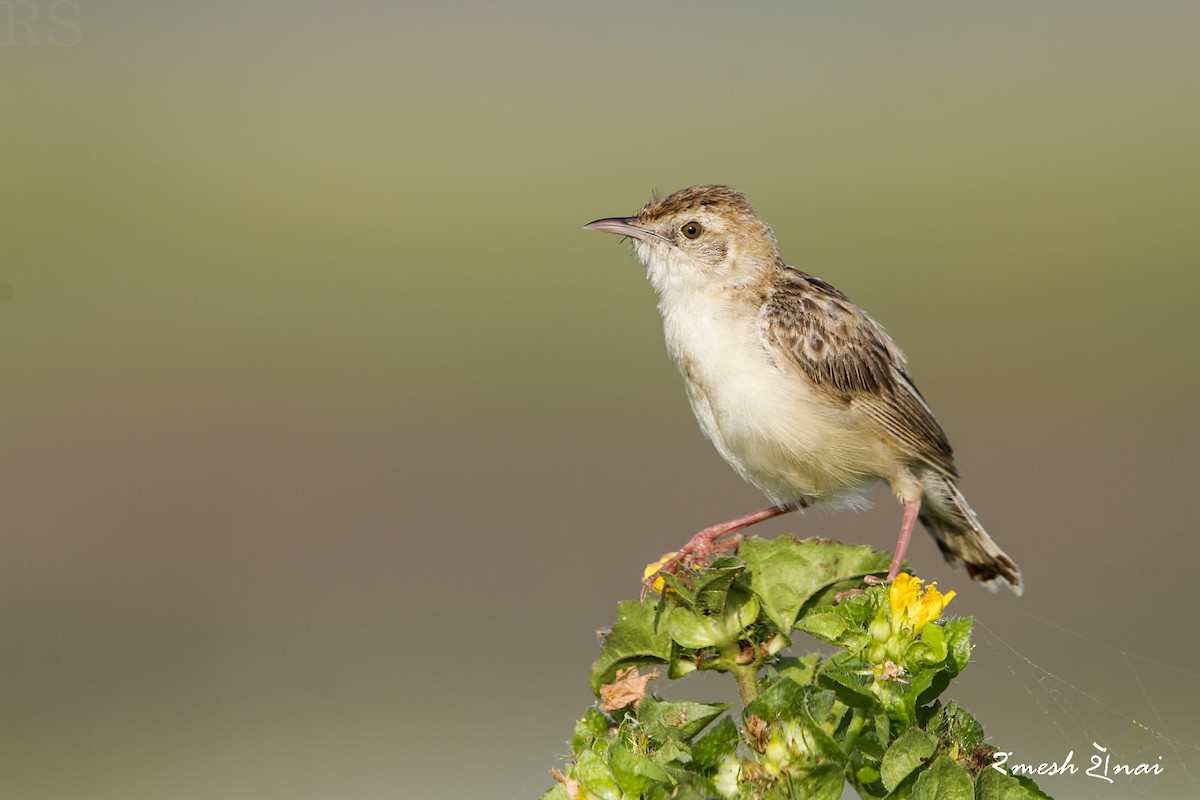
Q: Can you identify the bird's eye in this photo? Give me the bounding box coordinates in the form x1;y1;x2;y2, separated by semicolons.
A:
681;221;703;240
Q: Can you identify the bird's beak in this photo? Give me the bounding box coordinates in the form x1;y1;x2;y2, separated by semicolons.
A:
583;216;660;242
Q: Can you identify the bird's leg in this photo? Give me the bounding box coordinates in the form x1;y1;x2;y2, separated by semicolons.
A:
887;496;922;580
651;501;805;583
685;502;804;561
865;496;922;585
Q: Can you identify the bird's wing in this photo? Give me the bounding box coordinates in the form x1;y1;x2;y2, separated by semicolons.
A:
757;269;957;477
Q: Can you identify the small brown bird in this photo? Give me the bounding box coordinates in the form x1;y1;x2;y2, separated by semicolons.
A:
584;185;1022;593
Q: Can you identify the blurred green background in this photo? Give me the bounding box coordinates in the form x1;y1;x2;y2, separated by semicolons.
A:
3;2;1199;799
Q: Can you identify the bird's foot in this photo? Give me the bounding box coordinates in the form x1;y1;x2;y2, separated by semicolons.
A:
642;530;745;592
641;503;803;592
865;558;908;587
677;528;744;566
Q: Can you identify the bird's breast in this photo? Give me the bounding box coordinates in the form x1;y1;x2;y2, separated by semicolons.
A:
658;289;898;504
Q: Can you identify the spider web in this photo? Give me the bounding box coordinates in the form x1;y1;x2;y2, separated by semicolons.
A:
965;608;1200;800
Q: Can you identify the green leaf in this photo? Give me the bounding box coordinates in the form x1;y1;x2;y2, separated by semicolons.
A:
933;701;986;757
795;606;848;644
607;743;674;798
661;781;720;800
906;622;951;671
693;558;746;613
816;663;879;711
658;559;746;615
804;687;838;728
689;715;739;769
911;754;974;800
591;599;674;693
880;728;938;791
665;586;760;650
783;761;846;800
537;783;570;800
916;619;948;662
975;766;1050;800
943;617;973;674
769;653;821;686
832;585;884;627
666;647;699;680
649;737;690;766
900;665;941;723
738;537;891;632
744;675;806;722
637;698;729;743
856;764;881;784
572;708;610;755
664;606;711;649
874;708;893;747
573;750;623;800
798;690;850;766
1011;774;1056;799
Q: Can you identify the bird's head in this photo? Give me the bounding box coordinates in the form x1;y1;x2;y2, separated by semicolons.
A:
584;185;783;296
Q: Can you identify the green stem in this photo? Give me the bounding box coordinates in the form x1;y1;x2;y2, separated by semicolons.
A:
842;709;866;754
721;644;760;705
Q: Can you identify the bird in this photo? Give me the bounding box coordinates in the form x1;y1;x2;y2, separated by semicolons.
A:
583;185;1022;594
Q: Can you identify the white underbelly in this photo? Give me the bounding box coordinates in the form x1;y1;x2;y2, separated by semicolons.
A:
663;298;897;505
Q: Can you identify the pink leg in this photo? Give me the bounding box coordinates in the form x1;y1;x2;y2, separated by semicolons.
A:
655;501;805;580
886;496;922;581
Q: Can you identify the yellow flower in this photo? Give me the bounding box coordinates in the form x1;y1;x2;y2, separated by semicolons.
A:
643;551;679;596
889;572;956;633
889;573;923;619
911;583;956;630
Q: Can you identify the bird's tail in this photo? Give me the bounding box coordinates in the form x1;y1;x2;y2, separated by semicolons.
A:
919;473;1023;595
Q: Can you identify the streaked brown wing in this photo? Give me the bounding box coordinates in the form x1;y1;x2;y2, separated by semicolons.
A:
758;269;957;477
